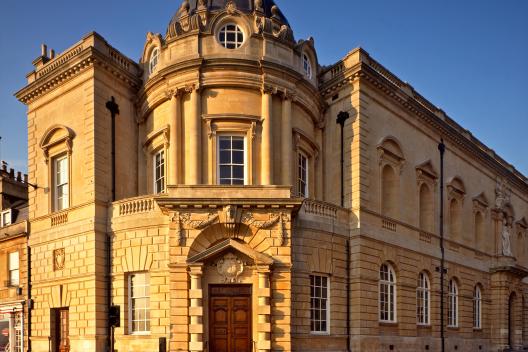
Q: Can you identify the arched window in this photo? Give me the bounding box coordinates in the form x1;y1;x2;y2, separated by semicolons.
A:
149;47;159;75
218;23;244;49
379;263;396;322
382;165;398;218
417;272;430;325
473;285;482;329
419;183;434;232
448;279;458;327
449;199;461;239
303;53;312;79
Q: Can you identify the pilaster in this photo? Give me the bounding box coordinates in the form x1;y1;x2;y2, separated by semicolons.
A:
186;85;202;185
281;92;293;186
257;269;272;352
261;85;273;185
189;264;204;352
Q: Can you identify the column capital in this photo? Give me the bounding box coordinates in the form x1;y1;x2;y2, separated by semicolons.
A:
189;264;204;276
185;83;201;94
281;89;296;102
164;88;184;100
261;83;277;95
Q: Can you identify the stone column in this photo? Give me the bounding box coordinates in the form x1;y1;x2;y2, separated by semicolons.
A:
168;90;182;185
281;93;292;186
261;86;273;185
257;269;271;352
186;85;202;185
189;265;204;352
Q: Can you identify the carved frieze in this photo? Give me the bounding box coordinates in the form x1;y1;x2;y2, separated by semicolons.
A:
169;205;290;247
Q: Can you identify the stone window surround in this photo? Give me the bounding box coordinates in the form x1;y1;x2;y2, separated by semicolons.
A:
128;271;151;335
214;15;249;51
447;176;466;240
293;128;319;198
8;250;20;287
448;278;459;328
39;124;75;213
378;136;405;220
205;116;257;185
309;274;330;335
416;271;430;326
143;124;169;195
154;149;166;194
1;209;12;227
416;160;438;233
379;263;397;323
149;47;160;75
51;153;70;213
473;284;483;329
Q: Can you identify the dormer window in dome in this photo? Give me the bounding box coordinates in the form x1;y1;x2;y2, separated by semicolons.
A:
218;23;244;49
303;53;312;79
149;47;160;75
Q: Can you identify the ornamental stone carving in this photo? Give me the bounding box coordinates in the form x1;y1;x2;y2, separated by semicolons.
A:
495;177;511;210
54;248;65;271
216;253;245;283
502;219;513;257
170;211;187;246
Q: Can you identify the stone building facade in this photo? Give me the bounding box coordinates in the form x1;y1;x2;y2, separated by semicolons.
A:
12;0;528;351
0;165;29;352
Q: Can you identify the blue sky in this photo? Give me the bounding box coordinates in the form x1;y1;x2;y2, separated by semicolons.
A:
0;0;527;176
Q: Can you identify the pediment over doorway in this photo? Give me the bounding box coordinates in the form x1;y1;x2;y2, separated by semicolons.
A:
187;238;274;266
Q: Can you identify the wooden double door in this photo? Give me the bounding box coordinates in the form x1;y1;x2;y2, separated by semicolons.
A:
209;285;252;352
51;308;70;352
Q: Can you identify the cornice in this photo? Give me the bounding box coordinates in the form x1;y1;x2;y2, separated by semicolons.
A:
321;56;528;195
155;197;303;212
15;46;141;105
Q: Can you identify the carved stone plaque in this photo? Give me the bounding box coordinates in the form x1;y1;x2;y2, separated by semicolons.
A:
54;248;65;271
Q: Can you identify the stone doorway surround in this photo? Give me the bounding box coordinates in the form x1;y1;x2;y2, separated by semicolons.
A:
187;239;274;352
158;186;300;352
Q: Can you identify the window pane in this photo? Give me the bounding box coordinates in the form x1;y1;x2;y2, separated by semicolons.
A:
220;151;231;164
232;166;244;179
219;166;231;179
232;138;244;150
219;138;231;149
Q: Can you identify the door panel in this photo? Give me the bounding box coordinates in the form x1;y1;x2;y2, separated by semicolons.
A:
210;286;251;352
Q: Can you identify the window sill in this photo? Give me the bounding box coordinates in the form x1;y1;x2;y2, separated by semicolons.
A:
417;324;432;329
379;321;398;327
309;332;330;336
473;327;482;332
447;326;459;331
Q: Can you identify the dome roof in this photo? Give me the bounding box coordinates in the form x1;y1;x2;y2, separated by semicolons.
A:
169;0;290;28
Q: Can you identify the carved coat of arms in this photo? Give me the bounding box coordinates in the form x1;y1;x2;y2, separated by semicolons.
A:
216;253;244;283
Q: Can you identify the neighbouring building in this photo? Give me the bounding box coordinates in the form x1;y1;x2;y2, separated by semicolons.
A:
0;165;29;352
12;0;528;351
